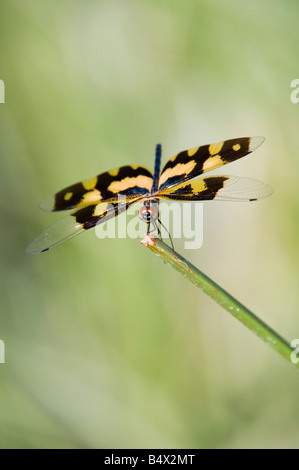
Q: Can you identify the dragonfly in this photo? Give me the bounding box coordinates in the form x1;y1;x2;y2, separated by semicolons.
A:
26;136;273;254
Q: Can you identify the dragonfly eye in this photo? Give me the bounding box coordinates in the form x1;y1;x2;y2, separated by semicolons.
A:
138;204;159;223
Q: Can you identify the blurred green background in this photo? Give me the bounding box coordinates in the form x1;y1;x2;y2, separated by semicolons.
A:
1;0;299;449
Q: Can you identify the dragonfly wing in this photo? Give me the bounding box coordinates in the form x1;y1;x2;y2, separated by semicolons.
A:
40;165;153;211
157;175;274;201
27;197;142;254
158;136;264;191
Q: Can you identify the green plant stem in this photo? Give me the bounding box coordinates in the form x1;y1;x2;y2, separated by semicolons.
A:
142;236;298;369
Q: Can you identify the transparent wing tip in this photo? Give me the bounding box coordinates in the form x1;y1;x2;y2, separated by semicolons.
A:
215;176;274;202
249;136;265;153
39;195;55;212
26;217;85;255
26;237;50;255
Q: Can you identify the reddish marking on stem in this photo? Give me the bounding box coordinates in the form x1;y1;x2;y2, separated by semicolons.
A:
141;234;157;247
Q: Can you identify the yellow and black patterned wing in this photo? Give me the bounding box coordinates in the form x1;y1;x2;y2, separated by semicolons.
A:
157;176;273;202
158;137;264;191
26;196;142;254
40;165;153;211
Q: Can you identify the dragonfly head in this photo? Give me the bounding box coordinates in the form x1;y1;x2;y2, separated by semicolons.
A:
138;201;159;223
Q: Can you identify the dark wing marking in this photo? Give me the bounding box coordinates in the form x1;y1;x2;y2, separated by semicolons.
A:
40;165;153;212
158;136;264;191
26;196;142;254
157;176;274;201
